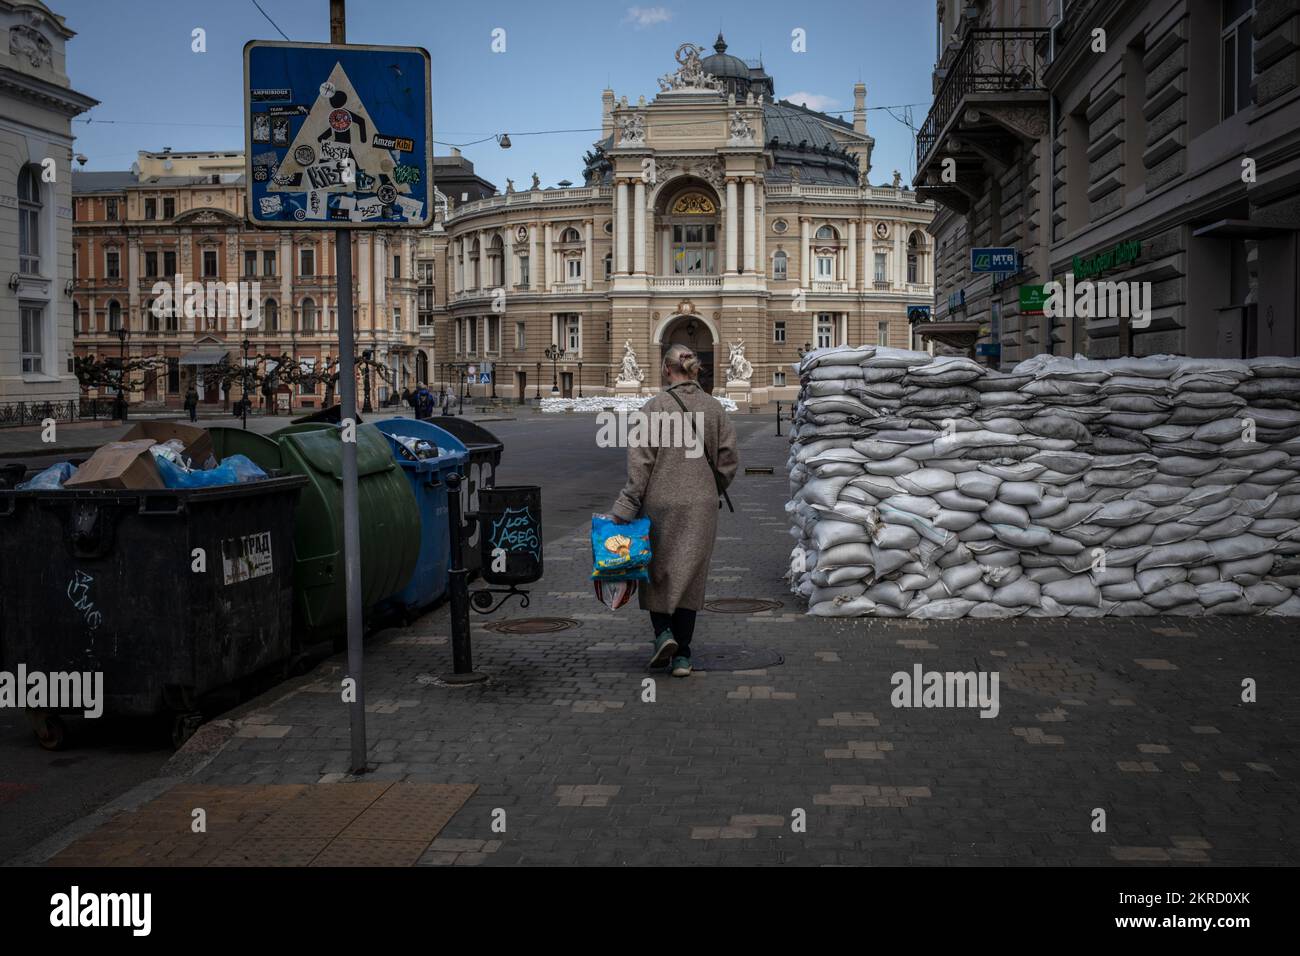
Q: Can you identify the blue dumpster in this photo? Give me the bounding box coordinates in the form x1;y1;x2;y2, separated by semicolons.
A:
374;418;468;614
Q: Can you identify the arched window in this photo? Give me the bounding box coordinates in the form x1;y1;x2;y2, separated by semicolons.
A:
560;227;581;243
300;298;316;333
907;231;923;284
772;250;788;280
815;224;838;241
18;166;41;275
416;350;429;385
265;298;279;332
108;299;122;332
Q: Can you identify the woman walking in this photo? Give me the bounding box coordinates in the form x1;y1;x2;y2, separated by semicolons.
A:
608;344;739;677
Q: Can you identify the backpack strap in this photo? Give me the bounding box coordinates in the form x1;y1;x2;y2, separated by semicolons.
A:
667;386;734;512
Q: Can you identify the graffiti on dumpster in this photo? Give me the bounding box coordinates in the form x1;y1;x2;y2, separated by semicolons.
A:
66;570;102;631
489;506;540;561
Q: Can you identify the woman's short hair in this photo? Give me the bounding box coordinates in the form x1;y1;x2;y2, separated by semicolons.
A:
663;343;702;380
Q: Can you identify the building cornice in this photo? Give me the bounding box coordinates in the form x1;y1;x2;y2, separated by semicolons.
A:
0;64;97;116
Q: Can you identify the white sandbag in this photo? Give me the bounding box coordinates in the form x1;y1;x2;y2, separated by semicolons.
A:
982;500;1031;528
908;598;976;620
1042;578;1101;607
997;481;1045;506
992;578;1041;607
895;468;958;495
941;564;984;593
1145;582;1199;609
812;520;871;551
873;524;921;551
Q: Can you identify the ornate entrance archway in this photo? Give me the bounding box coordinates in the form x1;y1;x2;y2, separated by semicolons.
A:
657;313;717;394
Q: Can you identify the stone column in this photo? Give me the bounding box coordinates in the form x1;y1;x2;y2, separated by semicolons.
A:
478;229;488;289
633;181;646;274
503;226;514;288
585;219;594;290
743;178;756;273
725;178;738;273
847;221;857;289
451;239;461;294
127;237;140;323
800;218;810;285
544;223;554;289
615;179;629;274
528;224;539;291
461;237;471;291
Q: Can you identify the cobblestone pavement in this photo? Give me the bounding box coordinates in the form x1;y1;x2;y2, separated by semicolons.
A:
43;416;1300;866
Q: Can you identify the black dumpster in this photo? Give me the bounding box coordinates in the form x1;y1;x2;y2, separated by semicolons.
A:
477;485;543;586
434;417;504;575
0;474;306;748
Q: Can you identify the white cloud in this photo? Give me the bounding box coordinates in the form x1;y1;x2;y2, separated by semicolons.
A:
784;92;840;112
624;6;673;29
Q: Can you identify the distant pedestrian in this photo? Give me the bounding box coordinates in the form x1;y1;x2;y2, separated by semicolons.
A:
442;385;454;415
607;344;738;677
184;385;199;423
412;383;433;420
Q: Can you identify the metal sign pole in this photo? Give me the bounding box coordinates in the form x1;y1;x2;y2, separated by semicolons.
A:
330;0;367;775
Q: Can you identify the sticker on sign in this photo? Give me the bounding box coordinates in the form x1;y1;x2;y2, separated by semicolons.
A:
222;531;274;585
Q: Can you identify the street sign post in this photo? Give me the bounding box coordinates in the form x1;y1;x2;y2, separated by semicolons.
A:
243;1;432;773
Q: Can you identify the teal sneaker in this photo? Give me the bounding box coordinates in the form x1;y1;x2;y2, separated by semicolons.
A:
649;630;678;668
670;656;692;678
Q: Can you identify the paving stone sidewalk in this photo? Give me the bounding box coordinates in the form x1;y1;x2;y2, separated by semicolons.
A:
53;420;1300;866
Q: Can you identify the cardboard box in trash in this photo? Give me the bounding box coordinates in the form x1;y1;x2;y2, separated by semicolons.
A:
120;422;215;469
63;439;164;490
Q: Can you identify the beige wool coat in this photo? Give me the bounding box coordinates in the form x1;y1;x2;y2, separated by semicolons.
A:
610;381;740;612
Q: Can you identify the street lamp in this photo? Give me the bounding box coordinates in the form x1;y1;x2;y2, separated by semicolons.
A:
114;326;129;421
577;360;583;398
241;336;251;430
535;362;541;400
545;343;565;395
361;349;374;413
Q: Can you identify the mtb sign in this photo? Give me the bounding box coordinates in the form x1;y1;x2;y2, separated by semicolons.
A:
243;40;432;228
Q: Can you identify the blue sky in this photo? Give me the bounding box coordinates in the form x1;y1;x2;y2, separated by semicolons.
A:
60;0;934;189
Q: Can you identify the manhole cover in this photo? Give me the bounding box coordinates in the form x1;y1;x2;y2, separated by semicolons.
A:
484;617;582;635
704;598;784;614
689;645;785;671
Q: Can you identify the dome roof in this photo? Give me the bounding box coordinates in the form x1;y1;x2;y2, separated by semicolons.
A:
700;33;750;79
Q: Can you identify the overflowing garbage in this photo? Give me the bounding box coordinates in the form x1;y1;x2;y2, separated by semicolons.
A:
786;346;1300;618
13;422;268;491
388;434;440;461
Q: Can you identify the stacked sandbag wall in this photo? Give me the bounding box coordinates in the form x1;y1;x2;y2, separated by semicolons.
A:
786;347;1300;618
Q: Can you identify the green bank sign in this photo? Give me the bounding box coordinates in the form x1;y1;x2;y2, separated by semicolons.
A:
1019;285;1048;315
1073;238;1141;280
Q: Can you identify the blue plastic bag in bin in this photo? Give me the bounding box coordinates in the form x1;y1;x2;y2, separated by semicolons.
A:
591;514;651;579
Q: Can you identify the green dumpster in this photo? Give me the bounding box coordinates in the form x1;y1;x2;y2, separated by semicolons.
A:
208;424;420;644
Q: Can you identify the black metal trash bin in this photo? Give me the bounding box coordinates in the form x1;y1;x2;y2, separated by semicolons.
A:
0;475;306;747
434;417;504;575
476;485;543;585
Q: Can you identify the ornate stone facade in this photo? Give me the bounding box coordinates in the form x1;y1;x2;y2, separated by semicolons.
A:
436;37;935;404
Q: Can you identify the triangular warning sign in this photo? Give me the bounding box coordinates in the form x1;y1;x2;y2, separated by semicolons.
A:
268;61;408;197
